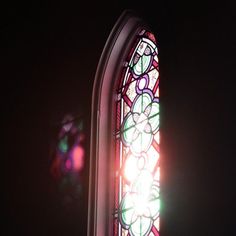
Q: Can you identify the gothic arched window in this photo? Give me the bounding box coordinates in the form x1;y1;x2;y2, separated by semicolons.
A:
88;10;160;236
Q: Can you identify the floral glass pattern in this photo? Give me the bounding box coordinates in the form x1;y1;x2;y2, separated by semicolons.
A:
114;30;160;236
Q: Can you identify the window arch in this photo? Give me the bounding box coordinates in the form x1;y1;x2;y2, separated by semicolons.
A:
88;10;160;236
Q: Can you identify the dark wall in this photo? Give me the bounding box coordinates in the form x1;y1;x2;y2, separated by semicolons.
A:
3;1;235;235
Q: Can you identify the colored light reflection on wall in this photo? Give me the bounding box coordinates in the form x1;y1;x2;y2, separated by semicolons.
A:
50;114;85;208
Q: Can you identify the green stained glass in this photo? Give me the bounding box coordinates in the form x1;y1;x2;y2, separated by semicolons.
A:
133;93;152;114
120;194;135;227
133;55;151;75
130;216;152;236
58;136;68;153
121;92;159;154
123;114;136;145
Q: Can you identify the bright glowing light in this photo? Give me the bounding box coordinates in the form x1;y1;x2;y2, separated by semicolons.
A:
136;113;148;132
72;146;84;171
124;155;139;182
146;146;159;172
137;155;145;170
134;194;149;216
154;217;160;231
156;88;159;97
133;170;153;215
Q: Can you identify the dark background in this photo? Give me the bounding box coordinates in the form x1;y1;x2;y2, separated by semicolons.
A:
2;1;235;235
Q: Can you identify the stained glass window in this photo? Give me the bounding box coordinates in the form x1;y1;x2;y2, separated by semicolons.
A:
87;10;160;236
114;29;160;236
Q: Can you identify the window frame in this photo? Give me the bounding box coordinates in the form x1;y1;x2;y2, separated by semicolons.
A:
87;10;152;236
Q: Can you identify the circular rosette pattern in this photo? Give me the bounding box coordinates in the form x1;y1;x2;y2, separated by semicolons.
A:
119;170;160;236
121;91;159;155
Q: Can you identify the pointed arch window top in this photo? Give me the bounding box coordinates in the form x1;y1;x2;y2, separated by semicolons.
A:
88;10;160;236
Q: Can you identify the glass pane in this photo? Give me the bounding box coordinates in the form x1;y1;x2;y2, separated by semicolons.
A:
115;30;160;236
